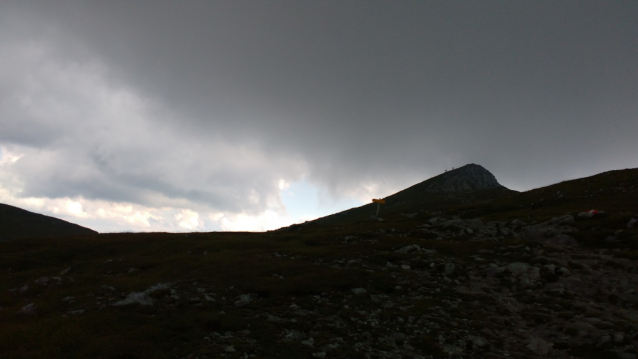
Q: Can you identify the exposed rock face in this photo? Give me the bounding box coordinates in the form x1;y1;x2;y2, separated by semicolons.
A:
422;164;503;192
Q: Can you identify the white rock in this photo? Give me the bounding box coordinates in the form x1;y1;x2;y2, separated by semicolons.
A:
67;310;84;316
34;277;50;285
234;294;251;307
351;288;367;295
468;335;489;348
225;345;235;352
444;263;455;275
113;283;169;306
59;267;72;276
19;303;36;314
628;218;637;229
301;337;314;346
312;352;326;358
527;337;553;355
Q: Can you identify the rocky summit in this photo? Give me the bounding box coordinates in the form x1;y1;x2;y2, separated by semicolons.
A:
1;166;637;359
416;164;503;193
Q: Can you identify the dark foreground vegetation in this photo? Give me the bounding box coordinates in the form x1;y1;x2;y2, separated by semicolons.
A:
1;168;637;358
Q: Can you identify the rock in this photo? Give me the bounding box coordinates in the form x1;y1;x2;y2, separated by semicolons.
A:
444;263;455;275
301;337;314;346
351;288;367;295
468;335;489;348
510;219;527;228
544;282;564;294
549;215;575;225
18;303;36;314
59;267;72;276
442;344;464;355
234;294;251;307
558;267;572;276
401;265;411;270
312;352;326;358
628;218;637;229
113;283;170;306
550;234;577;246
618;353;637;359
480;328;496;338
67;310;84;316
578;210;605;218
34;277;50;285
395;245;415;253
614;332;625;343
527;337;553;355
225;345;235;352
506;262;530;277
597;334;611;346
19;285;29;293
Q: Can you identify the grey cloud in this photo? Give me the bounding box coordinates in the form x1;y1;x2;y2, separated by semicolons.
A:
1;1;636;216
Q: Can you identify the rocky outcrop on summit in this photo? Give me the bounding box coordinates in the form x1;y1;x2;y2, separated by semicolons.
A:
420;164;503;193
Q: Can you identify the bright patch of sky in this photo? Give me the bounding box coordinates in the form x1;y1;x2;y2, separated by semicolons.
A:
281;178;365;223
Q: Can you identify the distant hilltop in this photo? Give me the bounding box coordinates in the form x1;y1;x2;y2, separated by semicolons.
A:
419;164;503;193
310;163;512;226
0;203;97;241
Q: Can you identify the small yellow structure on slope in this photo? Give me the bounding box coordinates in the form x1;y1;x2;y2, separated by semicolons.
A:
372;198;385;216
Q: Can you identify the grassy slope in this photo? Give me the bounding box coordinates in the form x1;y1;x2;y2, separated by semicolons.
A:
0;203;97;241
0;168;636;358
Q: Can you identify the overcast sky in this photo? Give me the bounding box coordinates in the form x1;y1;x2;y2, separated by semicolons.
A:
0;1;636;232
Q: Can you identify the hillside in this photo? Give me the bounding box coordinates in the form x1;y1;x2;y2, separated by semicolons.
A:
313;164;516;226
0;166;637;359
0;203;97;241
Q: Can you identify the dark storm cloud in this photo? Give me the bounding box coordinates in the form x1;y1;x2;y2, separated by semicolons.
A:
1;1;636;213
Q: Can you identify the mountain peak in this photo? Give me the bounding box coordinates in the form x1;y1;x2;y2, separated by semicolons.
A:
424;163;503;192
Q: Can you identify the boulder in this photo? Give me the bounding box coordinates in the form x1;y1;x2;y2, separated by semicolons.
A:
113;283;170;306
18;303;36;314
59;267;72;276
468;335;489;348
506;262;530;277
444;263;456;275
234;294;251;307
395;245;416;253
527;337;553;355
351;288;367;295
